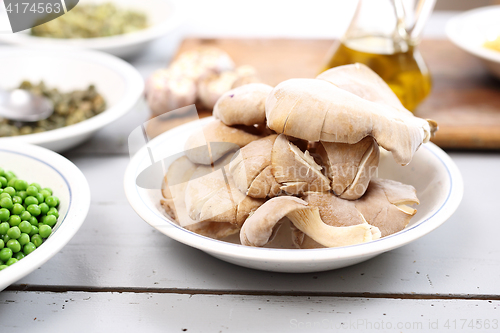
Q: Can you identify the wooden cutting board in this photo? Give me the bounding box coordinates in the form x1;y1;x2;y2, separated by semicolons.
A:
151;38;500;149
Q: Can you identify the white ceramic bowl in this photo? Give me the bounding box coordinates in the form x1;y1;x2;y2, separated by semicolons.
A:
124;117;464;273
446;6;500;79
0;0;186;58
0;46;144;152
0;142;90;291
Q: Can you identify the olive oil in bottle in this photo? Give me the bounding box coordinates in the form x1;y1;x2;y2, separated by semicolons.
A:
322;36;431;112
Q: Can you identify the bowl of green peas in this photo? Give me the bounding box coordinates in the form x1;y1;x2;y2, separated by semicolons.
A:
0;141;90;291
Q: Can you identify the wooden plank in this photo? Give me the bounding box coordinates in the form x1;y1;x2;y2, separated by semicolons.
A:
150;38;500;149
8;154;500;297
1;292;500;333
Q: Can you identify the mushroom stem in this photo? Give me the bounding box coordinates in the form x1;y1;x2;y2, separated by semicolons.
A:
287;208;381;248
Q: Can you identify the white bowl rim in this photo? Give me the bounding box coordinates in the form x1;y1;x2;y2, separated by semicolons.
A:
124;118;464;264
0;46;144;146
446;5;500;64
0;142;91;288
0;0;187;51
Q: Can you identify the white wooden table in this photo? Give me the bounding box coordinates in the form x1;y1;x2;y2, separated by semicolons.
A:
2;8;500;332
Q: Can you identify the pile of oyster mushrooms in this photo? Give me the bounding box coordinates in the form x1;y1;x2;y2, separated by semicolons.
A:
160;63;438;249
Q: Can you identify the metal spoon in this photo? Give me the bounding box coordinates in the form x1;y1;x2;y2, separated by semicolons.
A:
0;88;53;122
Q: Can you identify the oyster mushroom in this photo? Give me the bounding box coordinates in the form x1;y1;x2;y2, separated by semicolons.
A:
271;134;330;195
184;120;264;165
214;83;273;126
240;196;308;247
229;134;281;198
295;178;419;249
185;153;264;228
161;156;198;225
317;136;379;200
240;197;380;248
266;65;438;165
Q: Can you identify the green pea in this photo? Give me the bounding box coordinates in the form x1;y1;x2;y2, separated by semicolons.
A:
30;183;42;191
7;179;17;187
7;239;21;253
28;216;38;226
0;197;13;209
45;196;58;207
6;258;17;266
40;189;51;199
0;208;10;222
0;239;4;249
26;185;39;196
18;233;30;246
18;221;32;233
0;177;7;187
0;247;13;261
23;242;36;255
35;193;44;204
14;179;28;191
7;226;21;239
12;196;23;205
42;187;52;195
17;191;27;200
12;203;24;215
24;196;38;206
20;211;31;221
0;222;9;235
0;193;10;199
3;187;15;196
0;265;7;270
2;234;9;243
14;252;24;260
4;171;16;181
27;204;41;216
47;207;59;218
42;215;57;227
9;215;21;227
31;234;42;247
39;203;49;215
39;225;52;239
29;225;39;236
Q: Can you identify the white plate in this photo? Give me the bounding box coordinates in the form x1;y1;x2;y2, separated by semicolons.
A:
0;46;144;152
0;0;186;58
446;6;500;79
0;142;90;291
124;117;464;273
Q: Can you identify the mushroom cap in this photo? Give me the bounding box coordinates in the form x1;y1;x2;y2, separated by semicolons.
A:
185;153;264;228
271;134;331;195
317;136;379;200
240;196;381;248
302;178;419;237
184;120;264;165
214;83;273;126
317;63;404;109
240;196;308;247
160;156;198;226
265;73;436;165
229;134;281;198
355;178;419;236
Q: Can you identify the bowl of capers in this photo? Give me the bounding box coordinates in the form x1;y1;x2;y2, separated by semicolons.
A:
0;0;186;58
0;46;144;152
